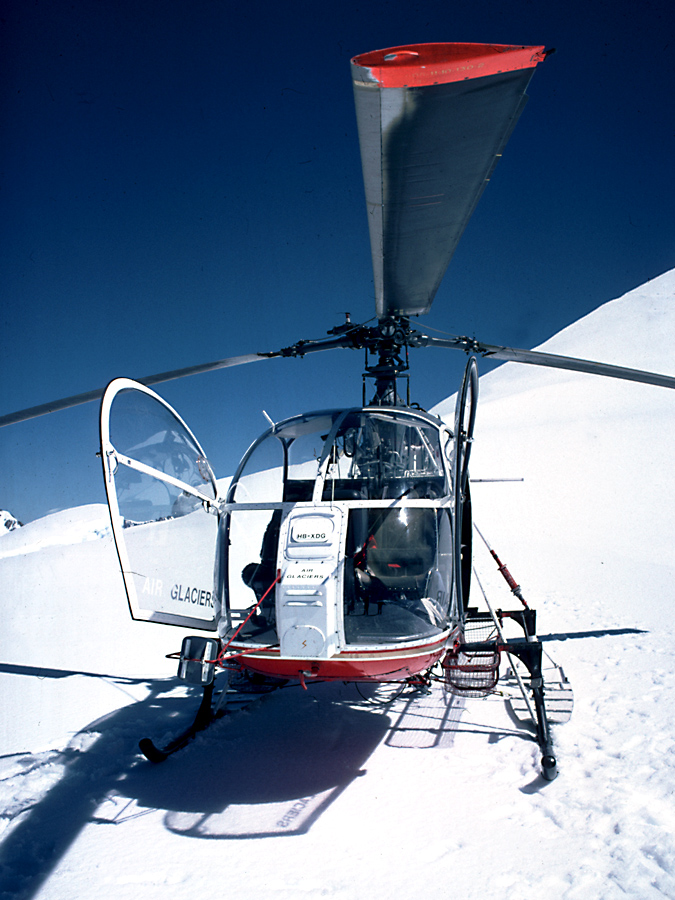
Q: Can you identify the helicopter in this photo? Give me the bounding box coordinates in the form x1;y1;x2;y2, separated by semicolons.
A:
4;43;675;781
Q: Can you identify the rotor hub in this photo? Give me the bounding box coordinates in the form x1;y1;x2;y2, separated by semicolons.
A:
362;317;412;406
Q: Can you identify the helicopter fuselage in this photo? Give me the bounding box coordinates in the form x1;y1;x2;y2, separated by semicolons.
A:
218;405;464;684
100;382;471;686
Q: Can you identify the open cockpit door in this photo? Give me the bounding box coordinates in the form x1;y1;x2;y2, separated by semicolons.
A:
453;357;478;610
100;378;219;630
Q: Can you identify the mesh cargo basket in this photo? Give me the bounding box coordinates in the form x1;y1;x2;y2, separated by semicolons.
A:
443;615;501;697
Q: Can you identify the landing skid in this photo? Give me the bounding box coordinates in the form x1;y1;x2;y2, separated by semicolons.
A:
138;671;287;763
444;608;564;780
139;682;215;763
505;665;574;726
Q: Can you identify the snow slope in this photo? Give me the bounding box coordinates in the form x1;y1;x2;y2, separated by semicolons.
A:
2;271;675;900
443;268;675;632
0;505;110;559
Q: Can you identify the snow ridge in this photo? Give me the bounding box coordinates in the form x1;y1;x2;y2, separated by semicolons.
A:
0;504;110;560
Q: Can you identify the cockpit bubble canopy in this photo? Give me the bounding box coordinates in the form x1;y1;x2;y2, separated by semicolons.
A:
229;407;450;504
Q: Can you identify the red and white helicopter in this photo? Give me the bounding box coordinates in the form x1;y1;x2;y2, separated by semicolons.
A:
4;43;675;779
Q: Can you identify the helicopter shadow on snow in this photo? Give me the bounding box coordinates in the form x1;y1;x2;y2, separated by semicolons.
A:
119;678;554;841
112;679;394;840
0;665;207;900
0;662;548;899
0;666;394;900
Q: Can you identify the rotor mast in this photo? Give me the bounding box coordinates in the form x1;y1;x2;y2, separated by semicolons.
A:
364;317;411;406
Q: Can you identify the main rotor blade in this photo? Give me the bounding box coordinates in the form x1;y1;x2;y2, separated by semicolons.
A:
351;43;548;318
419;334;675;390
0;351;266;428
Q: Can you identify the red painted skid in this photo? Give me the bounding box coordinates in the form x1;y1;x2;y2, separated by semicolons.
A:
351;42;546;88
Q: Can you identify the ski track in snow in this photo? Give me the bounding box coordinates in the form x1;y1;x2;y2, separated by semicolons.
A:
2;271;675;899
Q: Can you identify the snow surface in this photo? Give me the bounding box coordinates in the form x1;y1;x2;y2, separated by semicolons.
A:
2;271;675;899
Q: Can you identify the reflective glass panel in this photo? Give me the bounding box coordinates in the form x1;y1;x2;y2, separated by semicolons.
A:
344;507;453;643
115;465;204;525
110;389;215;500
230;435;284;503
324;411;447;500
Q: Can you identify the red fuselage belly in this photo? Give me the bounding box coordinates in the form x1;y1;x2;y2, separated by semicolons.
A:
229;629;456;683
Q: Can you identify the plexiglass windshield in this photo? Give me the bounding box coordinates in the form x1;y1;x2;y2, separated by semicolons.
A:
109;388;216;524
322;410;446;500
230;409;447;502
344;506;453;643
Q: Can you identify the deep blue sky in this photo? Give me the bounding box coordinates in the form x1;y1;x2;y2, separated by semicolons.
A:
1;0;674;522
